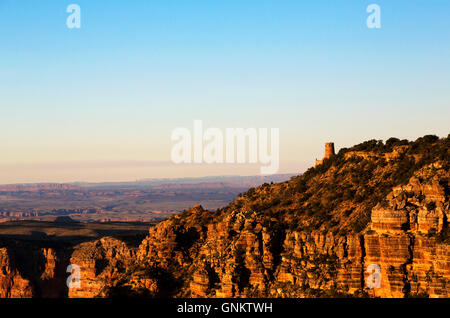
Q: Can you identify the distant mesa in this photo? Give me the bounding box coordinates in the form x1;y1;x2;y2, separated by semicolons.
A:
315;142;335;166
47;216;79;223
0;183;82;192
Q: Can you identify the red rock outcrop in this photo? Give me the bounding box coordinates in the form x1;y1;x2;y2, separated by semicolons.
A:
68;237;135;298
0;248;34;298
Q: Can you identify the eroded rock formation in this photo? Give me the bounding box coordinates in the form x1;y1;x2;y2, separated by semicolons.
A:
0;135;448;298
0;248;34;298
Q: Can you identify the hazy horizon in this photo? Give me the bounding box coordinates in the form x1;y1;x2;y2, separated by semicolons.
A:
0;166;297;185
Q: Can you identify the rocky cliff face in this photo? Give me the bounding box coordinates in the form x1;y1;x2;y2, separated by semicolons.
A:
0;248;34;298
0;135;448;298
129;161;449;298
0;245;69;298
366;162;449;297
68;237;136;298
0;237;138;298
126;137;449;298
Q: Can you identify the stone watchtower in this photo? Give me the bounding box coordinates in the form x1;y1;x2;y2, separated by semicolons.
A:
324;142;335;159
315;142;335;166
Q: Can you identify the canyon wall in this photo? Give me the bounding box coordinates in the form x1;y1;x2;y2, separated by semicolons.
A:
134;164;450;298
0;159;448;298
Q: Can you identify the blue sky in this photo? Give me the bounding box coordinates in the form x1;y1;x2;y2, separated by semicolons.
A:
0;1;449;182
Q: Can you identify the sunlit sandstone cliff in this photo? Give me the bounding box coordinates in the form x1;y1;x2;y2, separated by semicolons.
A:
108;135;449;298
0;135;448;298
68;237;136;298
0;248;33;298
131;163;449;298
0;246;68;298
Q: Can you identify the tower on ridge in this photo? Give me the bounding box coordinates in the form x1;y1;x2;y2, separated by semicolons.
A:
324;142;335;159
315;142;335;166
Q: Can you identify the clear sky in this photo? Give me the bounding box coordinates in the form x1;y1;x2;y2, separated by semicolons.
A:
0;1;449;183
